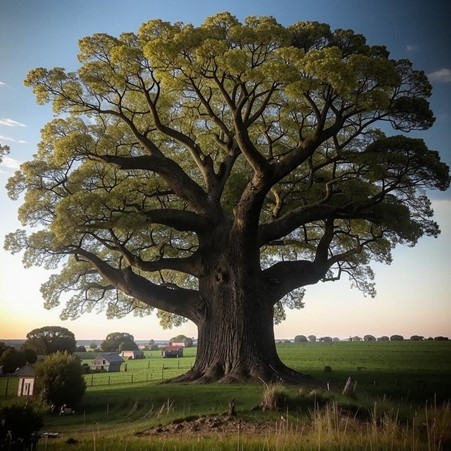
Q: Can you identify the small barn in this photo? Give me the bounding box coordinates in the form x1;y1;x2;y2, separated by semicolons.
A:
120;350;144;360
91;353;124;372
161;345;183;358
15;363;36;397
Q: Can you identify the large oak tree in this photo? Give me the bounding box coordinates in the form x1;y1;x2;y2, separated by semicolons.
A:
100;332;138;351
5;14;449;382
22;326;77;355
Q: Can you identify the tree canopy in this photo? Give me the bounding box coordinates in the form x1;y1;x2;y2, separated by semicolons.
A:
0;144;9;164
100;332;137;352
0;348;25;374
0;347;37;374
5;13;449;382
171;334;194;347
22;326;76;355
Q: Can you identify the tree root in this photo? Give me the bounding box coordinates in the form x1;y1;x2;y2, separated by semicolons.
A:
162;364;321;387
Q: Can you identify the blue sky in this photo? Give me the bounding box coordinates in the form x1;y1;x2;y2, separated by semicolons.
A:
0;0;450;341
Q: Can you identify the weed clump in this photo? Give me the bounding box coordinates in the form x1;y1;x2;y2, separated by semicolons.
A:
260;383;330;413
260;382;290;411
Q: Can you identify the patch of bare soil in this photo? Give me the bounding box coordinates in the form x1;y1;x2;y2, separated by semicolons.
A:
136;414;277;438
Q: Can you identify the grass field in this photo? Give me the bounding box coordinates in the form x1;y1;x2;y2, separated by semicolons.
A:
278;340;451;403
68;341;451;404
1;341;450;450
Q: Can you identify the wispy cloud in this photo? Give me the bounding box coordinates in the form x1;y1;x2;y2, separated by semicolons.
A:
0;81;7;87
428;68;451;83
0;155;22;170
406;44;418;53
0;118;27;127
0;135;28;144
0;135;15;143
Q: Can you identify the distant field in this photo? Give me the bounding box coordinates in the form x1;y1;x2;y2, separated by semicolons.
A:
80;348;197;386
2;341;449;403
67;341;451;402
278;340;451;403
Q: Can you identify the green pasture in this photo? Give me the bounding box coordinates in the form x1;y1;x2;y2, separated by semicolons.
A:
81;347;197;387
1;341;450;450
279;340;451;403
2;341;450;402
73;340;451;403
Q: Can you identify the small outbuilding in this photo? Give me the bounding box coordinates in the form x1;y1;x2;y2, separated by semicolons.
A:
161;345;183;358
15;363;36;397
120;350;144;360
91;353;124;372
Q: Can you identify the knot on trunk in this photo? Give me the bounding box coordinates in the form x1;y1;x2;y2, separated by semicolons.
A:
195;298;208;320
215;265;229;283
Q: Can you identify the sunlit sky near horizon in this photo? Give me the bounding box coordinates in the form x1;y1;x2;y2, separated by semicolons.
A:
1;0;450;342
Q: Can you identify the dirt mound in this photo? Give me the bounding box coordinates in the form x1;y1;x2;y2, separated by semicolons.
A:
137;414;275;437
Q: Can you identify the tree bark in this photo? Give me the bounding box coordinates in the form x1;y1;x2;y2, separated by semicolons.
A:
169;236;314;384
172;289;313;384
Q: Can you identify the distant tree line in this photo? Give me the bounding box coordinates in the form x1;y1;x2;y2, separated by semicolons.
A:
0;326;79;375
294;334;449;343
0;326;197;370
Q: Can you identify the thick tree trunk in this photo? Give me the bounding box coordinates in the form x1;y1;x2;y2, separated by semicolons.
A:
184;301;306;384
172;295;312;383
170;243;313;384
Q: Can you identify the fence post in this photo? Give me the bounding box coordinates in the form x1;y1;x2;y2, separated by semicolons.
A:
4;374;10;398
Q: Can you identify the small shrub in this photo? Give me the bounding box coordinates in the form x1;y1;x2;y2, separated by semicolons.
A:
0;404;43;450
35;351;86;409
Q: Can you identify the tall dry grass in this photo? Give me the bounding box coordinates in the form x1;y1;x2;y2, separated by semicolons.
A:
39;402;451;451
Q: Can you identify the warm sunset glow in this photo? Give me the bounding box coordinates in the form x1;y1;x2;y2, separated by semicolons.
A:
1;0;450;342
